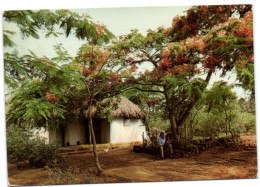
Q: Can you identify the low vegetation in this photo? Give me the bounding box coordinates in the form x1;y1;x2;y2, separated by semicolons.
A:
6;126;59;167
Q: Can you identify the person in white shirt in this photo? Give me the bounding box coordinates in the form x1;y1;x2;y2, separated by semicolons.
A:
158;131;173;158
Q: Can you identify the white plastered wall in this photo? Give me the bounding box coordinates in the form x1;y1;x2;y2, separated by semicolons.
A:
110;119;147;143
32;127;50;143
49;129;57;144
64;120;87;145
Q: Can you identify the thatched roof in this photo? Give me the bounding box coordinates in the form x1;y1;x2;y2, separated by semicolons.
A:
84;96;145;120
111;96;145;119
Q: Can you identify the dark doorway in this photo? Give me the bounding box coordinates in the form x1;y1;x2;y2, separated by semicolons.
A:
56;126;65;146
85;118;102;144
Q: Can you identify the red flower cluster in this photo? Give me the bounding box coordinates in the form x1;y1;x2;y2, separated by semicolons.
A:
172;16;181;28
161;49;170;59
200;5;209;15
109;72;122;85
106;83;111;89
83;67;92;75
234;26;253;46
203;55;221;70
94;24;106;38
45;90;58;103
165;64;200;75
45;62;53;67
130;65;138;71
127;57;134;62
146;97;160;107
164;27;171;35
216;6;223;13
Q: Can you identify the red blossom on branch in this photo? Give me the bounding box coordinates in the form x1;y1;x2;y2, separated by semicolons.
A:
45;90;58;103
106;83;111;89
130;65;139;71
200;5;208;15
45;62;53;67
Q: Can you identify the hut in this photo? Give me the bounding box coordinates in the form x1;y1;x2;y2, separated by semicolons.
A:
48;96;147;146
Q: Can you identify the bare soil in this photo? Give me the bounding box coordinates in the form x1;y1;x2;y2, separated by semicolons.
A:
8;133;258;185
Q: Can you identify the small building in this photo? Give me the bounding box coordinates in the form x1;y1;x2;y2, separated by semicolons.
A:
48;96;147;145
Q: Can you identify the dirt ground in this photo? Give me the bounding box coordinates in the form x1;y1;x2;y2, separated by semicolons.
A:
8;133;258;185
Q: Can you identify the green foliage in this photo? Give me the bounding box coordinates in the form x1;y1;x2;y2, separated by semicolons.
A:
149;118;170;131
3;9;114;47
194;110;226;137
5;57;82;129
205;81;237;111
203;82;239;138
193;94;256;139
218;132;232;138
236;112;256;133
3;30;16;47
236;62;254;93
6;126;59;164
238;97;255;114
30;138;60;165
6;126;34;161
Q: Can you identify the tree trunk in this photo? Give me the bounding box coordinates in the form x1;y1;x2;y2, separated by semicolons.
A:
169;110;180;143
184;123;187;140
88;105;102;175
164;91;180;143
228;120;234;139
189;121;193;141
225;123;228;138
88;123;92;145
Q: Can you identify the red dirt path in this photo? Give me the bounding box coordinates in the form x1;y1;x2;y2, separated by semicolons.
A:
8;133;258;185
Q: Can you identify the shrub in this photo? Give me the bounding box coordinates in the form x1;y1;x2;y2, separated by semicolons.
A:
6;126;59;167
29;138;60;167
6;126;34;162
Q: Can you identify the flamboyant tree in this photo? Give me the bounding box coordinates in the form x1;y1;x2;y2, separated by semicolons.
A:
72;43;137;174
162;5;253;141
112;5;253;143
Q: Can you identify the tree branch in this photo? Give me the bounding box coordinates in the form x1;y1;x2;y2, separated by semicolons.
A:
134;81;164;87
134;87;164;93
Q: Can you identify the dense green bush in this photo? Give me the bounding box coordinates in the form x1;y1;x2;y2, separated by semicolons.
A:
193;111;226;138
6;126;34;161
29;137;60;167
6;126;59;167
